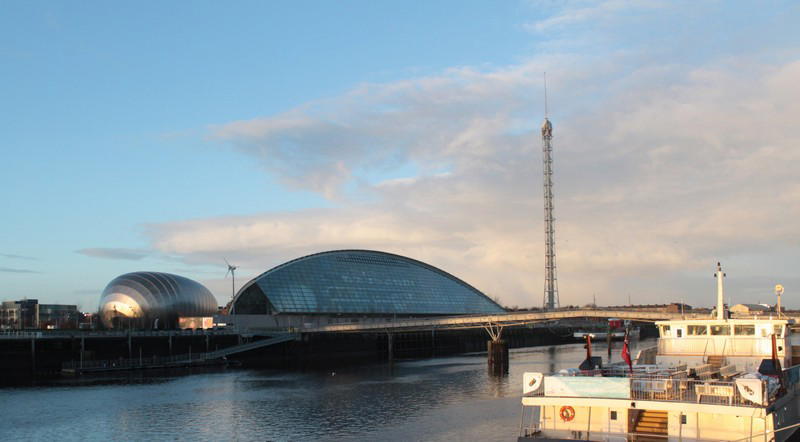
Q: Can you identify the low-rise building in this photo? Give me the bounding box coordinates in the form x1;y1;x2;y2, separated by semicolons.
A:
1;299;80;329
1;299;39;329
730;303;773;315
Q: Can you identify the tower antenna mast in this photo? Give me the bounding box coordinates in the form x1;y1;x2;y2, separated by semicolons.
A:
541;72;560;310
544;72;549;118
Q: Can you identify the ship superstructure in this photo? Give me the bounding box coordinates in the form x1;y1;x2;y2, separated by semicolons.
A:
519;264;799;441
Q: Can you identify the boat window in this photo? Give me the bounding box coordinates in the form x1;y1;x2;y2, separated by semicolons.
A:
734;324;755;335
688;325;707;335
676;328;682;338
660;325;671;337
774;325;783;338
710;325;730;335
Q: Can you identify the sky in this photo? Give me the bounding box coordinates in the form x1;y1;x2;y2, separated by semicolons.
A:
1;0;799;311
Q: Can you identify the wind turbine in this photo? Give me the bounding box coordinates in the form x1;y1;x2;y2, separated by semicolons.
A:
224;258;238;301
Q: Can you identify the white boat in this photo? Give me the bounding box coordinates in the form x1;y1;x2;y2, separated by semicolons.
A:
519;264;799;441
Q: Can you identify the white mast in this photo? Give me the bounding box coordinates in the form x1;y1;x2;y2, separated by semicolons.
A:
542;73;559;310
715;262;726;320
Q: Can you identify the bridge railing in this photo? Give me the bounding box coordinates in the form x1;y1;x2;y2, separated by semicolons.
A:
62;352;217;371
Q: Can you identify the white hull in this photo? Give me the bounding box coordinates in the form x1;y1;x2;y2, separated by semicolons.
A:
520;388;800;441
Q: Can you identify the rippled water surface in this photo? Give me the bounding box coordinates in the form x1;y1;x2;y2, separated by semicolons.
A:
1;339;654;441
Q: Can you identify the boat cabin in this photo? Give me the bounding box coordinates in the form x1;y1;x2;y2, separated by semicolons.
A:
656;318;795;372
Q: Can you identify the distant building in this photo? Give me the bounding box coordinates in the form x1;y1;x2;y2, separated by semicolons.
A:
1;299;39;329
730;303;773;315
230;249;505;328
1;299;80;329
39;304;80;329
665;303;692;313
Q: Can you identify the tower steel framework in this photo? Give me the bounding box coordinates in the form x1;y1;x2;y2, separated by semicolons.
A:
541;116;559;310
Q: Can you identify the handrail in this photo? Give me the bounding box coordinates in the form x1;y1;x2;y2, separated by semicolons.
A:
524;374;773;408
729;421;800;442
520;426;740;441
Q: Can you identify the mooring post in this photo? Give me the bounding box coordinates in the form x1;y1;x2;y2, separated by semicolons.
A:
387;332;394;363
30;336;36;375
139;346;143;367
168;335;173;356
205;333;210;353
80;336;85;370
431;327;436;358
127;331;132;359
607;321;612;359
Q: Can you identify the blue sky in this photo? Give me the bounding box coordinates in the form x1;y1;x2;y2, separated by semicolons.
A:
2;1;799;310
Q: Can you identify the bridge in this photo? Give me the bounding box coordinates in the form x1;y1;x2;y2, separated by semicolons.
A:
299;308;703;335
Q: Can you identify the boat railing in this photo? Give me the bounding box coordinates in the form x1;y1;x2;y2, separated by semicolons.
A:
524;373;772;408
658;337;783;357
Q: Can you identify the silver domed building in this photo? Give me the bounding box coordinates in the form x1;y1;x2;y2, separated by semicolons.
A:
98;272;218;329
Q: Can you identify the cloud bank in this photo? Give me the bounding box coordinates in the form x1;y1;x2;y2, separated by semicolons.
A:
148;2;800;308
0;267;41;274
76;248;150;261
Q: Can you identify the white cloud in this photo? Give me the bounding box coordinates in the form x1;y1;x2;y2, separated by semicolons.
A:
76;248;150;261
146;5;800;308
524;0;666;33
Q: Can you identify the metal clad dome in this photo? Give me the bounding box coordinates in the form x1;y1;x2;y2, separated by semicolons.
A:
98;271;217;329
232;250;505;316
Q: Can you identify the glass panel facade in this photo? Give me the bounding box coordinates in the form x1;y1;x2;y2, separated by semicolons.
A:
234;250;505;315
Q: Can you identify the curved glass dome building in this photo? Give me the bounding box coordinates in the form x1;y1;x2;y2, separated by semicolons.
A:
232;250;504;316
98;272;218;329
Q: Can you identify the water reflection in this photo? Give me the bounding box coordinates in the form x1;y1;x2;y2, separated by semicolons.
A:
1;339;655;442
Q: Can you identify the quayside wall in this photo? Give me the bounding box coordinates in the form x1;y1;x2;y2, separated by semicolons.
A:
0;322;656;382
228;324;646;369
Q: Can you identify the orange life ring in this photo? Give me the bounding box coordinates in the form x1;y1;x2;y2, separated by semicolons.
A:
560;406;576;422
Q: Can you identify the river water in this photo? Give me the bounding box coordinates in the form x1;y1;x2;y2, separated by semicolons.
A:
1;339;653;441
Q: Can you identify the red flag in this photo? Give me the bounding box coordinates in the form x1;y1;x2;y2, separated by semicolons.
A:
621;330;633;373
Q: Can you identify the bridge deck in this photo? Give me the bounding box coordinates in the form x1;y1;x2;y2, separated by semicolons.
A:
301;309;702;333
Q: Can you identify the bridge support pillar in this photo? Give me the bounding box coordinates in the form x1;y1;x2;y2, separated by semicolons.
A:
168;335;173;356
487;339;508;375
128;332;132;359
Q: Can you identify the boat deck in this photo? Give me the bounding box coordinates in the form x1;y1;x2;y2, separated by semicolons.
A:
523;366;789;408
